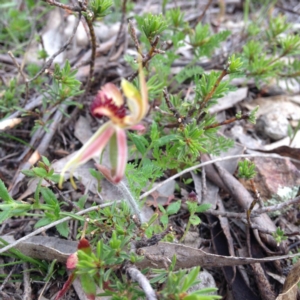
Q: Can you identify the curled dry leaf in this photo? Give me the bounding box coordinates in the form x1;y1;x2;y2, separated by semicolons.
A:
135;242;300;270
3;236;300;271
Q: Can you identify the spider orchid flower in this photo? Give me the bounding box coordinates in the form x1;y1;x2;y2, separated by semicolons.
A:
59;68;148;188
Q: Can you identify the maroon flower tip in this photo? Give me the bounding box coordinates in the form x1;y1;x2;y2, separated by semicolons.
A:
78;238;91;250
90;91;126;119
188;191;197;200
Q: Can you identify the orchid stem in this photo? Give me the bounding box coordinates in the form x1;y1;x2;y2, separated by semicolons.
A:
117;180;145;223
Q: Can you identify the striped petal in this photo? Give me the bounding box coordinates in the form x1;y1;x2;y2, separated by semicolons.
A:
95;128;127;184
113;127;127;183
59;121;115;188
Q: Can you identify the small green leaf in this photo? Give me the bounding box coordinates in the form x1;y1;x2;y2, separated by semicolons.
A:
181;266;200;292
150;273;166;284
0;179;14;203
128;133;149;155
34;179;42;204
150;121;159;141
77;195;88;209
48;174;60;183
56;221;69;238
147;213;159;226
109;231;121;249
89;169;102;180
97;240;103;258
42;156;50;166
0;210;12;223
182;295;198;300
189;215;201;226
43;258;57;281
158;204;166;214
187;201;197;214
194;287;219;294
195;203;211;213
166;200;181;215
21;170;36;177
160;214;169;227
40;187;58;206
33;167;48;178
154;134;178;147
80;273;96;299
34;217;52;228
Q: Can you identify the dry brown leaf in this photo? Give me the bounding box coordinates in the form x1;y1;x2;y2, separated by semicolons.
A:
276;260;300;300
136;242;300;270
1;236;77;263
2;236;300;271
209;87;248;114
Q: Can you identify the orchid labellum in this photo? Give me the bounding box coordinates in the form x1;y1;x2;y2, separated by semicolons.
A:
59;66;148;188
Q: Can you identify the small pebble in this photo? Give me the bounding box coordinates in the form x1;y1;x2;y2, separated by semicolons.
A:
255;108;289;140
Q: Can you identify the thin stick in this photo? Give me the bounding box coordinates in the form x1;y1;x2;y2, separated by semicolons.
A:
197;68;228;122
22;262;32;300
43;0;82;12
0;264;16;291
101;0;127;76
128;19;141;53
80;14;96;98
203;112;254;130
127;21;164;82
195;0;214;24
7;51;29;104
139;153;300;200
117;181;145;223
256;196;300;214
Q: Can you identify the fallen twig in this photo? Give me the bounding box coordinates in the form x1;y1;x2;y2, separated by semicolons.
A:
126;266;157;300
136;242;300;270
256;196;300;214
22;262;31;300
44;0;82;12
